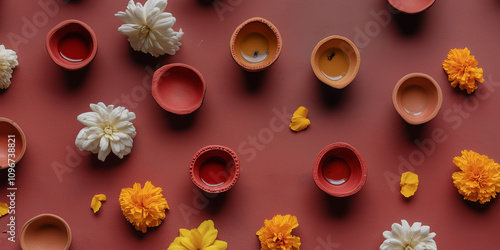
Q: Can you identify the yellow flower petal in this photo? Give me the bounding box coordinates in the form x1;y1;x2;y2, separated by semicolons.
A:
289;106;310;132
0;202;8;217
90;194;106;213
168;220;227;250
400;171;419;198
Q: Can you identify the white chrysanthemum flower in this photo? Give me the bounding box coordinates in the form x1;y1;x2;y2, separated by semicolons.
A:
75;102;137;162
380;220;437;250
115;0;184;57
0;45;19;89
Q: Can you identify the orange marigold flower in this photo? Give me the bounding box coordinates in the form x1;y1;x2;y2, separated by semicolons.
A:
442;47;484;94
256;214;301;250
119;181;169;233
452;150;500;204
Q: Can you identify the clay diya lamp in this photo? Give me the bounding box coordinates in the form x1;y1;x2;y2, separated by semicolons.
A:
46;19;98;70
311;35;361;89
20;214;72;250
388;0;436;14
313;142;367;197
393;73;443;125
0;117;26;170
152;63;206;115
190;145;240;193
230;17;282;72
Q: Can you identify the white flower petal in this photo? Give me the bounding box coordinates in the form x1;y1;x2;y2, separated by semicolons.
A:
0;45;19;89
115;0;182;57
75;102;136;161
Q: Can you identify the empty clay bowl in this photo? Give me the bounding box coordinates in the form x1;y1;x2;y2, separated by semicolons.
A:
152;63;206;115
388;0;436;14
393;73;443;125
20;214;72;250
46;19;98;70
0;117;26;169
311;35;361;89
230;17;282;72
313;142;367;197
190;145;240;193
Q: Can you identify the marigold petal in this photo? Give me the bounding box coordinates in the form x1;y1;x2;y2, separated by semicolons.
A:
289;106;310;132
90;194;106;213
0;202;8;217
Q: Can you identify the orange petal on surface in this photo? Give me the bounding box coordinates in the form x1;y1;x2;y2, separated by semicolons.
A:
289;106;310;132
400;171;419;198
91;194;107;213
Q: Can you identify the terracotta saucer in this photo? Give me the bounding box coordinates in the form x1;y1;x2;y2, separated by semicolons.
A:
20;214;72;250
230;17;282;72
0;117;26;170
190;145;240;193
313;142;367;197
152;63;206;115
388;0;436;14
311;35;361;89
393;72;443;125
46;19;98;70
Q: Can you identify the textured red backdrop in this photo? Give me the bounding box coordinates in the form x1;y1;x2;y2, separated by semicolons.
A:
1;0;500;249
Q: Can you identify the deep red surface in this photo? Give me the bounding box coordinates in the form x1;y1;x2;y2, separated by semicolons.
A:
199;157;230;186
1;0;500;249
58;33;90;62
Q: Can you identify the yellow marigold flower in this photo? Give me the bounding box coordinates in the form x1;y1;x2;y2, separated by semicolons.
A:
119;181;169;233
0;202;8;217
452;150;500;204
90;194;106;213
400;171;419;198
256;214;301;250
442;47;484;94
167;220;227;250
289;106;310;132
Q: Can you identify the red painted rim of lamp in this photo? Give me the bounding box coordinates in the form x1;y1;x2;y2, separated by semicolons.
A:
20;213;72;250
190;145;240;193
313;142;368;197
151;63;207;115
0;117;27;170
392;72;443;125
230;17;282;72
45;19;98;71
388;0;436;14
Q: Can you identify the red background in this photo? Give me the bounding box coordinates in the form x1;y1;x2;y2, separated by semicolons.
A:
1;0;500;249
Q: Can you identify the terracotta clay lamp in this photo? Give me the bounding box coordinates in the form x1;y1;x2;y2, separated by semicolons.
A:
46;19;98;70
190;145;240;193
388;0;436;14
313;142;367;197
230;17;282;72
311;35;361;89
152;63;206;115
20;214;72;250
0;117;26;169
393;73;443;125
